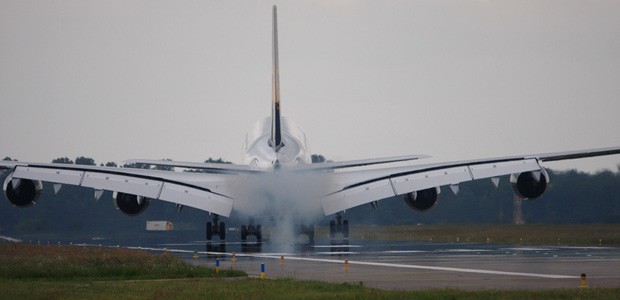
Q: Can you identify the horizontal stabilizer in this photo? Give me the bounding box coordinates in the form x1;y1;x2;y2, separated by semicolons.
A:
295;154;431;172
121;159;263;174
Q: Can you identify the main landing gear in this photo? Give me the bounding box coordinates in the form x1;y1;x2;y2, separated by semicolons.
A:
329;213;349;239
296;223;315;244
206;214;226;241
241;217;262;242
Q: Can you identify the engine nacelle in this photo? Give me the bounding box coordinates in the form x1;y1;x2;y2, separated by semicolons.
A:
510;170;549;199
3;175;43;207
113;192;150;216
404;187;440;211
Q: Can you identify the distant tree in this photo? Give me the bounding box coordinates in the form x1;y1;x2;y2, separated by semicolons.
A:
121;159;173;170
154;159;174;171
122;163;149;169
204;157;232;164
105;162;118;167
75;156;96;166
185;157;232;173
2;156;15;161
311;154;327;163
52;157;74;164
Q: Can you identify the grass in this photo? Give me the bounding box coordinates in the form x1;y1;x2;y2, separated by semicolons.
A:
315;224;620;246
1;277;620;299
0;242;244;280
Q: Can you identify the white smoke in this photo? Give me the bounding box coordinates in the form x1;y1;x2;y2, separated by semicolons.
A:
228;170;333;250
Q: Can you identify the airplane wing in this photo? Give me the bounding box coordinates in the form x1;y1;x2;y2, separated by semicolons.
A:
0;161;236;217
321;147;620;215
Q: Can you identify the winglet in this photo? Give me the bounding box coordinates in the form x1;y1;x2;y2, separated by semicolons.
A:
270;5;284;152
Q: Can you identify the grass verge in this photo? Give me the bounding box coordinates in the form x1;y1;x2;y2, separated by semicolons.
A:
0;242;244;280
1;277;620;300
316;224;620;246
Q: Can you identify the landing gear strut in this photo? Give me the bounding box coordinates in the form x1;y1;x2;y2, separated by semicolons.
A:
297;223;315;244
241;217;262;242
329;213;349;239
206;215;226;241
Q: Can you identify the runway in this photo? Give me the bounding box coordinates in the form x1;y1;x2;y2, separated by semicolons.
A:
131;240;620;290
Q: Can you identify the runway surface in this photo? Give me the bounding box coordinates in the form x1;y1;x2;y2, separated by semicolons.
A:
127;240;620;290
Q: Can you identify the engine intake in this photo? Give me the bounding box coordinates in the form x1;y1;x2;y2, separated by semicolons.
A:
404;187;440;211
3;175;43;207
113;192;150;216
510;170;548;199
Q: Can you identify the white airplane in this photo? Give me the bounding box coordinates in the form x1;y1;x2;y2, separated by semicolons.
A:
2;6;620;242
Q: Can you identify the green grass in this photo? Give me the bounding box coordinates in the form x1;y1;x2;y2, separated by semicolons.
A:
1;277;619;300
0;243;244;280
315;224;620;246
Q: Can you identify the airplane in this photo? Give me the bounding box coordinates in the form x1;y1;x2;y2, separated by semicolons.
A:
2;6;620;243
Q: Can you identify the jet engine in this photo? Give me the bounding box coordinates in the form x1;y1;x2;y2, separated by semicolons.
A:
510;170;548;199
3;175;43;207
113;192;150;216
404;187;440;211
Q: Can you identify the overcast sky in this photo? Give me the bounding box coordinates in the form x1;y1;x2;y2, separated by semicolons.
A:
1;1;619;173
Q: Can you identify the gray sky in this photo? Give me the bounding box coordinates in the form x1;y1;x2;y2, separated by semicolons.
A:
1;0;619;173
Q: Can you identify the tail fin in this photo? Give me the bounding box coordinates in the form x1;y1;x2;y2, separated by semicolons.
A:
270;5;284;152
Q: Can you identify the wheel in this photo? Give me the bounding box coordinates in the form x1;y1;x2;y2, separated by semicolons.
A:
308;224;315;244
241;225;247;241
343;220;349;238
256;225;262;242
219;222;226;240
206;222;213;240
329;220;336;238
296;224;302;236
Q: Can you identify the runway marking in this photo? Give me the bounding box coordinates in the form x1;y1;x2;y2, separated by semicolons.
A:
502;247;555;251
124;245;579;279
251;254;578;279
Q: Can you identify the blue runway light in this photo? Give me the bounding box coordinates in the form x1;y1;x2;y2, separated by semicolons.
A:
261;262;265;279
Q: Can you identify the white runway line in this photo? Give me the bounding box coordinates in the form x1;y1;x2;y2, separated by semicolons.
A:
253;254;578;279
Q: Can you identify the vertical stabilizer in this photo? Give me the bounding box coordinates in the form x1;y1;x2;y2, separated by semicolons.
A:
270;5;284;152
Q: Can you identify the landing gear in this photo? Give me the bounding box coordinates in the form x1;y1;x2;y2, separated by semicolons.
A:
329;214;349;239
297;223;315;244
241;218;262;242
206;215;226;241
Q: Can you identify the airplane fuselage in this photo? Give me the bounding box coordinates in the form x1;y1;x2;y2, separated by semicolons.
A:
243;117;310;170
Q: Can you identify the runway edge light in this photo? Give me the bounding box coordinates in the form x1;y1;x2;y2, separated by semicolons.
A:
580;273;588;288
261;263;265;279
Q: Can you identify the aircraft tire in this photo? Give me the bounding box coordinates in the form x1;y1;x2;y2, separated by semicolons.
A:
241;225;247;241
308;224;315;244
256;225;262;242
219;222;226;240
206;222;213;240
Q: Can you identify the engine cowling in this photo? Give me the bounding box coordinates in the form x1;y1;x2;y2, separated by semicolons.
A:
404;187;440;211
3;175;43;207
510;170;548;199
113;192;150;216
